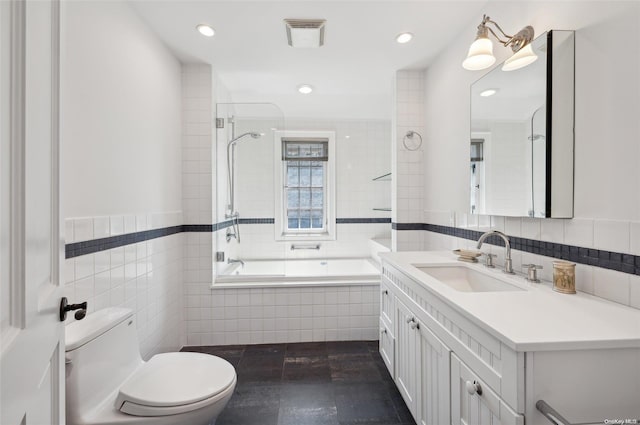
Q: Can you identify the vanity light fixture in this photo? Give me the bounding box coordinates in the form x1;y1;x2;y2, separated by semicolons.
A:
479;88;498;97
462;15;537;71
196;24;215;37
298;84;313;94
396;32;413;44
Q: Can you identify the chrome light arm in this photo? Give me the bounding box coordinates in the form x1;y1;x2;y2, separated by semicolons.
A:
477;14;534;53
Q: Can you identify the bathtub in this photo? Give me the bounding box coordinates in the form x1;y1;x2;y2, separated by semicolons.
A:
214;258;381;288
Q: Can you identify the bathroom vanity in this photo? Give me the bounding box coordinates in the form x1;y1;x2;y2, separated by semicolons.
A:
379;251;640;425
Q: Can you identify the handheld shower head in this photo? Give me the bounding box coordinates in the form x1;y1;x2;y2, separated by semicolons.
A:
228;132;262;146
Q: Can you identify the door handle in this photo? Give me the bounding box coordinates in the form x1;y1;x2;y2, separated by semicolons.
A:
60;297;88;321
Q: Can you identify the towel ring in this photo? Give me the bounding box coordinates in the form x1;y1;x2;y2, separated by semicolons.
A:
402;131;423;151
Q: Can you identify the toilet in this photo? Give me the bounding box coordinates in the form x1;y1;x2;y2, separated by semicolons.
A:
65;307;236;425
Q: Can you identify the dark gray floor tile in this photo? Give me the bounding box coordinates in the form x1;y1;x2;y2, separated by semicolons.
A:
280;382;335;408
228;382;281;408
286;342;328;356
237;367;283;383
244;343;287;357
217;404;280;425
238;354;284;370
278;405;339;425
327;341;370;355
333;382;393;402
283;356;331;382
336;398;401;424
196;341;415;425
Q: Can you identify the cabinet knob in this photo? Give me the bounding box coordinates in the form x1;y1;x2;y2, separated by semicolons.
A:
465;380;483;396
410;321;419;330
382;289;388;295
380;328;387;334
406;316;415;324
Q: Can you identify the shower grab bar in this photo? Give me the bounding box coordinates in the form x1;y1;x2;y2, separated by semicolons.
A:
291;244;320;251
536;400;602;425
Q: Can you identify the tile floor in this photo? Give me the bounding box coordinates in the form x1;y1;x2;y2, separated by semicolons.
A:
181;341;416;425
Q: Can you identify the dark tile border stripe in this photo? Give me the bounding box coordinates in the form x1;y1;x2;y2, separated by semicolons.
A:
65;226;183;259
65;218;392;259
337;218;391;224
392;222;640;276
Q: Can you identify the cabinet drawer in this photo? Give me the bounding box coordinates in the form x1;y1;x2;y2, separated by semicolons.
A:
451;354;523;425
379;319;395;379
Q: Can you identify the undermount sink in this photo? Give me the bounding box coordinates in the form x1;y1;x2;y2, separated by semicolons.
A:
414;265;524;293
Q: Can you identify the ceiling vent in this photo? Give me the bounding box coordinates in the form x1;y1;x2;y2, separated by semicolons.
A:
284;19;326;48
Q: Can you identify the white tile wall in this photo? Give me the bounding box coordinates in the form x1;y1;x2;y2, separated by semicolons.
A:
393;70;425;251
182;64;213;226
184;285;380;346
64;211;184;359
430;211;640;309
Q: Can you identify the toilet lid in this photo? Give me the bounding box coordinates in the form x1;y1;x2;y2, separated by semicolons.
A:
115;352;236;414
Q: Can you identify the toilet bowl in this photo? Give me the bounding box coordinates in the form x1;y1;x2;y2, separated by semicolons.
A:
65;307;236;425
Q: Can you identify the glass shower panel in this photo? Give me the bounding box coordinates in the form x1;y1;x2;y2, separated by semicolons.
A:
214;103;285;279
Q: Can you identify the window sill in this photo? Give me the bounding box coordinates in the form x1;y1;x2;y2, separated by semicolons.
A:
275;231;336;242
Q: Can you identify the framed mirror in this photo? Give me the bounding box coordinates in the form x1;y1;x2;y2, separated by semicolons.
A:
470;30;575;218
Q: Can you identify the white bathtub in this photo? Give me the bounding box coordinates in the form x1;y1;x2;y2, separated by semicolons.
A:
214;258;381;288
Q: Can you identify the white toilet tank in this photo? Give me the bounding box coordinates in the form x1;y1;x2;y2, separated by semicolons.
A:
65;308;143;423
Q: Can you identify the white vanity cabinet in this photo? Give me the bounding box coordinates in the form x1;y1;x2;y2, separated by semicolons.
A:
382;262;525;424
380;255;640;425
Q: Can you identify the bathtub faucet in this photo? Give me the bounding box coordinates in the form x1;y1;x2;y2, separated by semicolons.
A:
227;258;245;267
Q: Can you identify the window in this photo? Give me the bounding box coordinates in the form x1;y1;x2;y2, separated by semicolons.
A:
275;131;336;241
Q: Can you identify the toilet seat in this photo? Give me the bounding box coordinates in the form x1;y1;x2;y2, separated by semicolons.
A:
114;352;236;417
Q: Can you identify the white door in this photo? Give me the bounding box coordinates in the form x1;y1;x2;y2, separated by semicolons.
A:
1;0;65;424
394;299;419;418
417;323;451;425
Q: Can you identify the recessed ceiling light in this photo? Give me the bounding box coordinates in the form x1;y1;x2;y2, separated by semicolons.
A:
196;24;215;37
480;88;498;97
345;135;350;139
396;32;413;44
298;84;313;94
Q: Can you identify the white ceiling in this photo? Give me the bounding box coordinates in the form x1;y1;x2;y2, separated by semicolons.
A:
131;1;487;120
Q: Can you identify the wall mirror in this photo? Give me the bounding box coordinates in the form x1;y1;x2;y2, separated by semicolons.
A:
470;30;574;218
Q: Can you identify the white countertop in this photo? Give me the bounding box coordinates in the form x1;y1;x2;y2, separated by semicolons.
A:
380;251;640;352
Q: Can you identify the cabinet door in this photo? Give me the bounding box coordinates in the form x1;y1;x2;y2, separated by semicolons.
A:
379;319;395;379
418;324;451;425
395;299;419;417
380;278;395;328
451;354;524;425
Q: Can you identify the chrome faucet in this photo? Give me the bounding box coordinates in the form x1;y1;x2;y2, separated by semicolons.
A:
476;230;514;274
227;258;245;267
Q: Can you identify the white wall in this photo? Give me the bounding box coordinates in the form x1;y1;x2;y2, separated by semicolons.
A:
62;0;182;217
61;0;184;356
419;1;640;307
423;1;640;219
